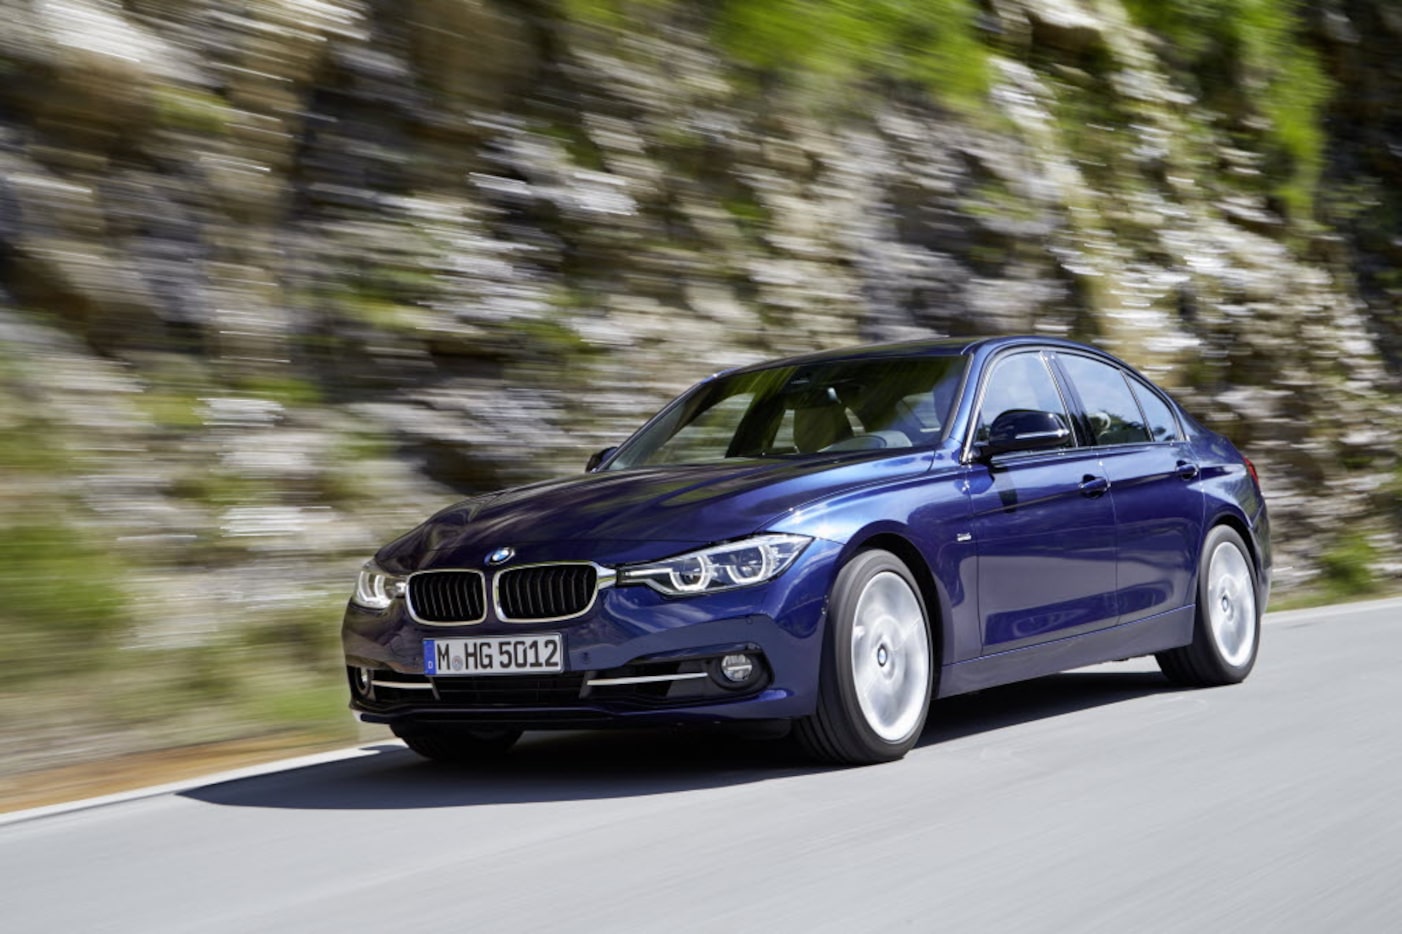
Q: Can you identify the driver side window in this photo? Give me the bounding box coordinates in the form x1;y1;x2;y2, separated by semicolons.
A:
975;352;1073;448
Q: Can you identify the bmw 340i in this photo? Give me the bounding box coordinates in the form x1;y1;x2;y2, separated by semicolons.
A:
343;336;1269;765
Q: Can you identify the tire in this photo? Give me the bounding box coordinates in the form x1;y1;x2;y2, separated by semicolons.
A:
1156;525;1260;686
795;550;934;765
391;724;523;764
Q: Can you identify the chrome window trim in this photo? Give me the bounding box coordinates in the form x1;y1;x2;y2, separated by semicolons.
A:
1123;370;1185;443
493;561;616;624
405;569;489;626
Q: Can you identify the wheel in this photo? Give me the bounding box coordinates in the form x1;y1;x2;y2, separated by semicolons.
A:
795;549;934;765
1157;525;1260;686
391;724;523;764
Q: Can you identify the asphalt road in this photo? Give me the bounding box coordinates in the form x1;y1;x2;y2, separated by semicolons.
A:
3;598;1399;932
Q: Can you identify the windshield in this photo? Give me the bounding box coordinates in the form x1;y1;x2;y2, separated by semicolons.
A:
608;355;966;469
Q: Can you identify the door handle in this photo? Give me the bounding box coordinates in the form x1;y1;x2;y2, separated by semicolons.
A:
1176;460;1200;480
1080;475;1110;498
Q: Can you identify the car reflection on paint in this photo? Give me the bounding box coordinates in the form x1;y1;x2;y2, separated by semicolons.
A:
342;336;1269;765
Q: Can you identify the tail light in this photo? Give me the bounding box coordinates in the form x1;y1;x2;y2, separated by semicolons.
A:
1244;456;1260;487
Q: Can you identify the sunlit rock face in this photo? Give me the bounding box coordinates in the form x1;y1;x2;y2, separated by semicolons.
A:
1;0;1401;764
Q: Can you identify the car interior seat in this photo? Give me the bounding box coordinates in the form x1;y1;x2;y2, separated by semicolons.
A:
793;403;854;453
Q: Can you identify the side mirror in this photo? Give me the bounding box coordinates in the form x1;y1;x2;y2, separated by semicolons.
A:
979;410;1071;458
586;446;618;472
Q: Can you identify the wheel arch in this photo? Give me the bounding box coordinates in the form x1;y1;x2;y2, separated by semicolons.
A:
1157;513;1264;686
1204;507;1266;590
842;531;947;674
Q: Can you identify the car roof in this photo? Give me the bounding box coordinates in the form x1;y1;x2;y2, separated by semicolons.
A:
716;335;1112;376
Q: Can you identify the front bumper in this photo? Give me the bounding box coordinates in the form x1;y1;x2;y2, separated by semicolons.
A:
348;630;796;728
340;540;839;728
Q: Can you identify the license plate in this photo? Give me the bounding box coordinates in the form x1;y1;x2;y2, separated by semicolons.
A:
424;634;564;676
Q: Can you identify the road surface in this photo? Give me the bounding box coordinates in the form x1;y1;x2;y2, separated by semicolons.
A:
3;598;1399;932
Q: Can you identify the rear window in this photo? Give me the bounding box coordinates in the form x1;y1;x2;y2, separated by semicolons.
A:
1128;376;1181;442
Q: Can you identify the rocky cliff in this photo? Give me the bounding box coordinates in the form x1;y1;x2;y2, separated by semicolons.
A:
1;0;1399;767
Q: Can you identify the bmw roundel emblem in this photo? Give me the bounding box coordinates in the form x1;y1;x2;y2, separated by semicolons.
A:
487;546;515;566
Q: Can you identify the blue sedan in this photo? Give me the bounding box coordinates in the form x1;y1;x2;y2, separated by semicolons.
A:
343;336;1270;765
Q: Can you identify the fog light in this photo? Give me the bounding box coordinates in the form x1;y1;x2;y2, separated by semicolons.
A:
353;667;374;697
719;654;755;683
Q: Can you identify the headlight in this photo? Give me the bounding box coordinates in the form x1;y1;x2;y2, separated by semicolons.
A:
618;534;811;596
352;561;404;610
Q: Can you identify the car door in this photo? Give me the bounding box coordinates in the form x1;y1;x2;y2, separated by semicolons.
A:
965;351;1119;652
1052;352;1205;623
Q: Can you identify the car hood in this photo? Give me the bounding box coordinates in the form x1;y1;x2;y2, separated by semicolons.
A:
377;451;934;570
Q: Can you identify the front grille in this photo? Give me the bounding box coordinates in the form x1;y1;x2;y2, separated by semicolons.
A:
432;673;588;707
496;563;598;620
408;570;486;624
